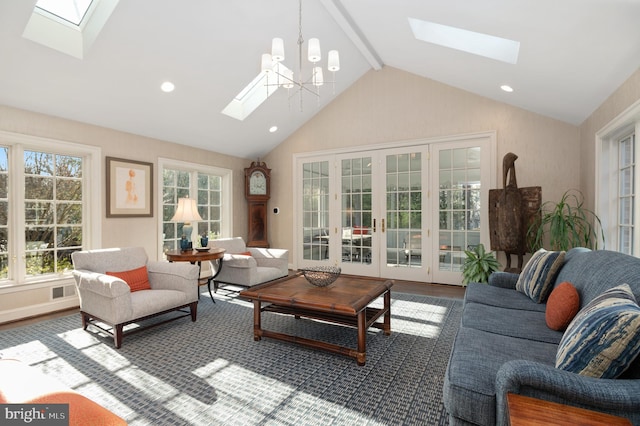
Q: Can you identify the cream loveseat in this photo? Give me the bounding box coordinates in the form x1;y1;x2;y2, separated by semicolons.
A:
206;237;289;288
72;247;199;348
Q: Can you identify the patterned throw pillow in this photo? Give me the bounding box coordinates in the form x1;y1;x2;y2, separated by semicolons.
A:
546;281;580;331
106;265;152;292
556;283;640;378
516;249;566;303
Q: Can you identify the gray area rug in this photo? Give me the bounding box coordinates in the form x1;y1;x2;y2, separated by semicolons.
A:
0;290;461;425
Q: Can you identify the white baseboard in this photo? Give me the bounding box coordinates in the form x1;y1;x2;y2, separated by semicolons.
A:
0;296;79;324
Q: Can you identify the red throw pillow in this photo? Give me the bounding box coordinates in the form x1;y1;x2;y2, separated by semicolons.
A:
106;265;152;292
545;281;580;331
234;251;252;256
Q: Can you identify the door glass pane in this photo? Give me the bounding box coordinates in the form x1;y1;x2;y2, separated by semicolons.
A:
386;152;421;267
439;147;481;272
302;161;330;260
341;157;372;265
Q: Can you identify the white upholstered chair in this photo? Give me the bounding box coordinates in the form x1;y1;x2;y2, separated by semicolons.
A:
71;247;199;348
204;237;289;288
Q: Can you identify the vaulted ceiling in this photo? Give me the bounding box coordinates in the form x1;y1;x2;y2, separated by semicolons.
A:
1;0;639;159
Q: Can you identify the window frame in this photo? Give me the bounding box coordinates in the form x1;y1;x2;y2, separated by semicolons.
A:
596;98;640;256
0;130;101;287
157;158;232;260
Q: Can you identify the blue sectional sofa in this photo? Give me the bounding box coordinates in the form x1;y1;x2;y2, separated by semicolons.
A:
443;248;640;425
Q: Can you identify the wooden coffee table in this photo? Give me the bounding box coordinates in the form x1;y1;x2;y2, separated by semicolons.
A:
239;273;393;366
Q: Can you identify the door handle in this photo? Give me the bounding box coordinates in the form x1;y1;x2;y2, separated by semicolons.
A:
382;218;385;232
373;219;376;233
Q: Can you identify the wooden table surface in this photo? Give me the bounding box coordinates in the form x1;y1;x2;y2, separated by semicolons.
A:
239;273;393;315
165;248;225;262
507;393;631;426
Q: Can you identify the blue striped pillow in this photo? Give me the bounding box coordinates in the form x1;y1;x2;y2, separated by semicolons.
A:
515;249;565;303
556;283;640;378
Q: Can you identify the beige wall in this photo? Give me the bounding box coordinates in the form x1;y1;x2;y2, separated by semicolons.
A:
579;68;640;210
264;66;580;259
0;105;251;256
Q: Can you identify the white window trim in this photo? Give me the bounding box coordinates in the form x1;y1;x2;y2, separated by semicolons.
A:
0;130;101;287
157;158;233;260
596;98;640;255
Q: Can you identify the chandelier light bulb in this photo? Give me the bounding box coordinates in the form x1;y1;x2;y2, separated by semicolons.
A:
261;53;274;73
308;38;321;63
271;38;284;62
328;50;340;72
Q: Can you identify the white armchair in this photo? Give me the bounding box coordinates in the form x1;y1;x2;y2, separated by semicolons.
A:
206;237;289;288
71;247;199;348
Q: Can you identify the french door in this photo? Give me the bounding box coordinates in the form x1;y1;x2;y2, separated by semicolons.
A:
295;133;495;285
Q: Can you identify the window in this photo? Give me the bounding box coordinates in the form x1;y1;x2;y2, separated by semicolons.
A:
618;133;635;254
0;132;100;285
159;159;232;257
24;150;83;276
35;0;94;26
597;99;640;256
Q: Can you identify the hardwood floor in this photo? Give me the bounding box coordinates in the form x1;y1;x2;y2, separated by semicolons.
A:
0;279;465;331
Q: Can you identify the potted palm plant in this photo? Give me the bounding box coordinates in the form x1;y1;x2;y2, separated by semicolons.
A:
528;189;604;251
462;243;501;285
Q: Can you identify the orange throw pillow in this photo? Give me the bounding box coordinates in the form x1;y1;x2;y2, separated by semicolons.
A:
106;265;152;292
545;281;580;331
235;251;252;256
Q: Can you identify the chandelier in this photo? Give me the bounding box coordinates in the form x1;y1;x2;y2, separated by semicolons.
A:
260;0;340;111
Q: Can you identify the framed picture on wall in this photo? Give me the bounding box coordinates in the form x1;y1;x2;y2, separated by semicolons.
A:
106;157;153;217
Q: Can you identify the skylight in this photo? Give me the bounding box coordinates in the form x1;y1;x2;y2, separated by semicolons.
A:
23;0;118;59
222;63;292;121
408;18;520;64
35;0;94;27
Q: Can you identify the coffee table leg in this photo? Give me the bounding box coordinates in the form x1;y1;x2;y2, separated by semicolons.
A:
384;289;391;335
357;310;366;366
253;300;262;341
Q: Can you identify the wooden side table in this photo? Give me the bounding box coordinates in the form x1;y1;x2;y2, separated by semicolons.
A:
507;393;631;426
166;248;225;303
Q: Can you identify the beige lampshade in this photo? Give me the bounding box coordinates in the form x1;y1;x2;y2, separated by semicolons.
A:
171;197;202;222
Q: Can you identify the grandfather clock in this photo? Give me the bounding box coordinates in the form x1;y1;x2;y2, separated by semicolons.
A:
245;161;271;247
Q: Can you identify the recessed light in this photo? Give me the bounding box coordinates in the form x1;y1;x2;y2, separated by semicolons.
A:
269;126;278;133
500;85;514;93
161;81;175;93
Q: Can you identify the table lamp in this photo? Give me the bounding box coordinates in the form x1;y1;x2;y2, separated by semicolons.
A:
171;197;202;245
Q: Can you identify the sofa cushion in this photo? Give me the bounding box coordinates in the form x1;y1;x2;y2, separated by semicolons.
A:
546;281;580;331
106;265;151;292
466;282;547;313
556;283;640;378
462;302;564;344
516;249;565;303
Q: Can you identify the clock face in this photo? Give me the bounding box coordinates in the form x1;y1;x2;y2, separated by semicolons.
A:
249;171;267;195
